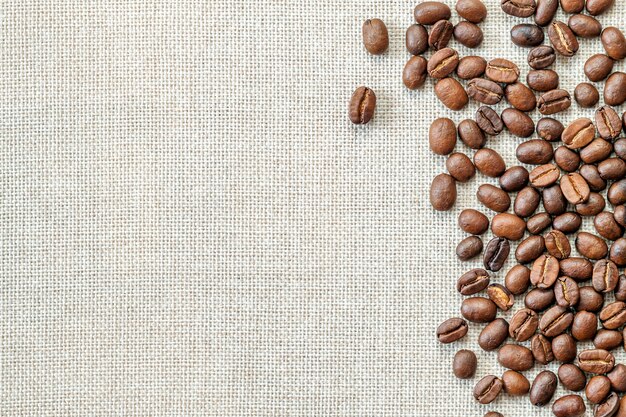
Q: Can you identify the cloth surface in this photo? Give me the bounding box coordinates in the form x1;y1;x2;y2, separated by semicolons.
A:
2;0;626;415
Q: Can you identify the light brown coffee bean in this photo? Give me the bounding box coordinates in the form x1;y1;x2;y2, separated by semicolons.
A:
414;1;451;24
540;305;574;337
555;276;580;308
527;212;552;234
486;58;520;84
429;118;457;155
476;106;504;135
602;27;626;60
558;364;586;391
429;19;454;50
578;286;605;312
530;370;558;406
526;287;556;311
437;317;469;343
467;78;504;105
478;318;509;351
561;257;593;281
506;265;531;295
563;118;595;149
535;0;558;26
571;310;597;341
611;240;626;266
453;21;483;48
586;375;611;404
457;236;484;261
560;0;584;13
430;173;456;211
502;108;535;137
435;78;468;110
554;146;581;172
362;19;389;55
488;284;514;311
585;54;614;82
492;213;526;241
447;152;475;182
474;375;503;404
456;0;488;22
560;173;591;205
568;14;602;38
576;192;606;216
580;165;607;192
498;344;534;371
576;232;608;260
456;56;487;80
595;212;623;241
574;82;600;107
600;301;626;329
514;187;541;218
596;105;623;140
428;48;459;79
500;166;529;192
406;24;428;55
578;349;615;374
461;297;497;323
531;334;554;364
529;163;560;187
537;88;571;114
509;308;539;341
580;138;613;164
403;56;428;90
553;333;577;362
594;329;623;351
548;21;579;57
505;82;537;112
531;254;559;288
458;119;486;149
545;229;571;259
502;370;530;395
348;86;376;125
605;72;626;107
553;212;582;234
477;184;511;212
474;148;506;177
515;235;545;263
501;0;537;17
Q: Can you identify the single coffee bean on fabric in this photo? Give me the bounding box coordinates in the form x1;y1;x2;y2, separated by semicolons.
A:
456;236;483;260
585;54;614;81
576;232;608;260
477;184;511;212
552;333;577;362
487;283;514;310
429;19;454;50
498;344;534;371
511;23;544;47
428;48;459;79
453;21;483;48
500;166;529;191
568;14;602;38
562;118;595;149
501;0;536;17
594;212;623;240
529;69;560;92
436;317;468;343
586;375;611;404
446;152;475;182
348;86;376;125
456;0;488;22
483;236;510;271
478;318;509;351
580;165;607;191
429;117;457;155
491;213;525;241
414;1;451;24
505;82;537;111
467;78;504;105
461;296;497;323
580;138;612;164
502;370;530;395
527;212;552;234
560;257;593;281
587;0;615;14
561;0;584;13
594;329;623;351
514;187;541;218
457;268;490;295
453;349;477;379
537;117;563;141
553;212;582;234
535;0;558;26
435;77;468;110
571;310;597;340
474;375;503;404
531;254;559;288
596;392;620;417
509;308;538;341
602;27;626;60
457;56;487;79
403;56;428;90
537;88;570;114
578;349;615;374
558;364;586;391
600;301;626;329
577;286;604;311
605;72;626;106
474;148;506;177
406;24;428;55
530;370;557;406
611;240;626;266
552;395;586;417
430;173;456;211
543;184;567;215
528;45;556;69
525;287;555;311
596;105;623;139
607;364;626;392
548;21;579;56
458;119;486;148
517;139;553;164
529;163;560;187
540;305;574;337
531;334;554;364
476;106;504;135
501;108;534;137
505;264;531;294
362;19;389;55
485;58;520;83
574;82;599;107
556;276;580;308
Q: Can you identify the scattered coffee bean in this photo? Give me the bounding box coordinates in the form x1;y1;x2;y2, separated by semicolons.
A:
517;139;553;164
505;82;537;111
515;235;544;264
604;72;626;106
578;286;605;312
587;0;615;14
535;0;558;26
502;108;535;137
594;329;623;351
428;48;459;79
580;138;613;164
561;257;593;281
531;334;554;364
576;192;606;216
348;87;376;125
574;82;600;107
537;117;564;141
584;54;614;82
540;305;574;337
502;369;530;395
542;184;567;215
553;333;577;362
527;212;552;234
529;163;560;187
501;0;536;17
457;268;490;295
578;349;615;374
607;364;626;392
531;254;559;288
461;296;497;322
474;375;503;404
486;58;520;84
429;118;457;155
614;206;626;227
608;179;626;205
456;0;488;23
488;284;514;311
484;237;511;272
560;0;584;13
446;152;475;183
511;24;544;47
596;105;623;140
457;236;484;260
530;370;557;406
545;229;571;259
556;276;580;308
537;88;570;114
414;2;451;25
514;187;541;218
429;20;454;50
596;392;620;417
529;70;560;92
406;24;429;55
492;213;526;240
477;184;511;212
403;56;428;90
474;148;506;177
437;317;468;343
569;14;602;38
457;56;487;79
467;78;504;105
552;395;586;417
548;21;579;57
559;364;587;391
600;301;626;329
602;27;626;60
506;265;531;294
498;343;534;371
572;310;597;340
528;45;556;69
595;213;623;241
587;375;612;404
560;173;591;205
500;166;530;192
576;232;608;260
563;118;595;149
509;308;539;341
362;19;389;55
554;146;580;172
430;173;457;211
476;106;504;135
611;240;626;266
435;77;469;110
453;349;477;379
478;318;510;351
580;165;607;192
453;21;483;48
553;212;582;234
526;287;556;311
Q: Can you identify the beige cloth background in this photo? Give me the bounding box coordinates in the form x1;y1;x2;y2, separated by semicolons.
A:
2;0;626;415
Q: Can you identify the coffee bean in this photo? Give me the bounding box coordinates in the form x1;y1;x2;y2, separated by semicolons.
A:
540;305;574;337
447;152;475;182
457;236;484;260
526;287;556;311
576;192;606;216
509;308;539;341
585;54;614;82
530;370;557;406
553;395;586;417
615;206;626;228
596;392;620;417
578;286;605;312
458;119;486;149
561;257;593;281
553;333;577;362
456;0;488;22
517;139;553;164
596;105;623;140
484;237;510;272
572;310;597;341
602;27;626;60
538;88;571;114
506;264;531;294
595;212;623;241
505;82;537;111
453;349;477;379
414;2;451;25
576;232;608;260
528;45;556;69
457;268;490;295
502;108;535;137
529;163;560;188
498;344;534;371
486;58;520;84
362;19;389;55
529;70;560;92
563;118;595;149
605;72;626;106
479;318;510;350
548;21;579;56
569;14;602;38
435;77;468;110
474;375;503;404
581;138;613;164
501;0;536;17
454;21;483;48
537;117;564;141
516;235;545;263
403;56;428;90
535;0;558;26
574;82;600;107
543;184;567;215
580;165;607;192
579;349;615;374
594;329;623;350
429;20;454;50
500;166;530;192
617;395;626;417
545;230;571;259
437;317;469;343
477;184;511;212
476;106;504;135
461;297;497;323
406;24;428;55
467;78;504;105
555;146;581;172
492;213;526;241
587;0;615;14
560;0;584;13
428;48;459;79
608;179;626;206
560;173;590;205
559;364;587;391
430;173;456;211
511;24;544;47
488;284;514;311
531;254;559;288
587;376;612;404
527;212;552;234
514;187;541;218
607;364;626;392
555;276;580;308
611;240;626;266
553;212;582;234
502;370;530;395
531;334;554;364
474;148;506;177
600;301;626;329
456;56;487;79
429;118;456;155
600;158;626;180
348;87;376;125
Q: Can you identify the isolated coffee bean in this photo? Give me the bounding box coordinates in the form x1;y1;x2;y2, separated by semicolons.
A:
552;395;586;417
607;364;626;392
609;179;626;206
429;118;457;156
528;212;552;234
477;184;511;212
491;213;525;241
428;48;459;79
600;301;626;329
362;19;389;55
414;1;451;25
587;376;611;404
559;364;587;391
595;212;623;241
488;284;514;311
518;140;554;165
560;173;590;205
529;163;560;188
476;106;504;135
579;349;615;374
531;334;554;364
509;308;539;341
553;333;577;362
500;166;529;192
437;317;468;343
348;87;376;125
580;165;607;192
571;310;597;341
540;305;574;337
561;257;593;281
563;118;595;149
505;82;537;111
580;138;613;164
596;392;620;417
457;268;491;295
576;192;606;216
529;70;560;92
467;78;504;105
506;265;531;294
528;45;556;70
576;232;608;260
538;89;571;114
555;146;581;172
453;21;483;48
447;152;476;182
596;105;623;140
574;82;600;108
457;236;484;260
605;72;626;107
474;375;503;404
537;117;564;141
498;344;534;371
545;230;571;259
553;212;582;234
555;276;580;308
511;24;544;47
406;24;428;55
569;14;602;38
515;235;544;263
403;56;428;90
526;287;556;311
478;318;509;351
548;21;579;57
486;58;520;84
430;173;456;211
602;27;626;60
578;286;605;312
514;187;541;218
474;148;506;177
611;240;626;266
594;329;623;351
501;0;536;17
456;56;487;80
530;370;557;406
502;108;534;137
560;0;584;13
429;20;454;50
585;54;614;82
502;370;530;395
453;349;477;379
458;119;486;149
456;0;488;22
531;254;559;288
535;0;558;26
435;78;468;110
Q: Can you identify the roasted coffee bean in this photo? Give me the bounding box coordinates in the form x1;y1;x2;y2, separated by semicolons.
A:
484;412;503;417
615;206;626;228
540;305;574;337
535;0;558;26
581;138;613;164
548;21;579;57
607;364;626;392
605;72;626;107
435;77;468;110
529;163;560;188
498;344;534;371
560;173;590;205
486;58;520;84
502;370;530;395
574;82;600;107
602;27;626;60
453;349;477;379
477;184;511;212
553;212;582;234
585;54;614;82
561;257;593;281
528;45;556;69
515;187;541;218
500;166;530;192
578;286;605;312
430;173;456;211
555;146;581;172
576;232;608;260
553;333;577;362
502;108;535;137
526;287;556;311
579;349;615;374
516;235;545;263
529;70;560;92
456;0;488;22
447;152;475;182
403;56;428;90
457;236;483;261
580;165;607;192
476;106;504;136
600;301;626;329
458;119;486;149
474;375;503;404
517;139;553;164
474;148;506;177
572;310;597;341
563;118;595;149
531;254;559;288
458;209;489;235
576;193;606;216
488;284;514;311
505;82;537;111
538;89;571;114
559;364;587;391
530;370;558;406
617;396;626;417
553;395;586;417
544;185;567;215
511;24;544;47
587;0;614;14
596;392;620;417
362;19;389;55
596;106;623;140
461;297;497;322
609;179;626;206
437;317;469;343
595;213;623;241
560;0;584;13
587;376;612;404
348;87;376;125
506;265;532;295
492;213;526;241
458;268;491;295
467;78;504;105
555;276;580;308
509;308;539;341
528;212;552;235
611;240;626;266
501;0;536;17
428;48;459;79
457;56;487;80
414;2;451;25
429;20;454;50
531;334;554;364
406;24;428;55
569;14;602;38
545;230;571;259
537;117;564;141
479;318;510;351
594;329;623;351
453;21;483;48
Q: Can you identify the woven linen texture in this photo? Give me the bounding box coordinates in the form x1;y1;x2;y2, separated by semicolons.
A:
1;0;626;415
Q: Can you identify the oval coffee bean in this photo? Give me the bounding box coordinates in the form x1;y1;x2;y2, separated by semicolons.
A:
488;284;514;311
609;179;626;206
478;318;509;351
559;364;587;391
576;232;608;260
543;184;567;215
458;119;486;149
457;268;490;295
467;78;504;105
500;166;529;192
348;86;376;125
531;254;559;288
553;212;582;234
456;56;487;80
598;157;626;180
474;375;503;404
457;236;483;260
506;265;531;295
427;48;459;79
491;213;525;241
548;21;579;56
486;58;519;84
502;370;530;395
553;395;586;417
502;108;535;137
574;82;600;108
580;165;606;192
545;229;571;259
414;2;451;25
476;106;504;135
563;118;595;149
585;54;614;82
540;305;574;337
527;212;552;234
596;105;623;140
614;206;626;228
611;240;626;266
437;317;468;343
569;14;602;38
406;24;428;55
595;212;623;241
528;45;556;69
553;333;577;362
538;88;571;114
579;349;615;374
515;187;541;218
474;148;505;177
600;301;626;329
560;257;593;281
530;370;557;406
529;70;560;92
517;139;554;164
403;56;428;90
607;364;626;392
578;286;605;312
446;152;475;182
594;329;623;351
511;24;544;47
501;0;536;17
576;193;606;217
435;78;468;110
430;173;456;211
580;138;613;164
555;146;581;172
561;0;584;13
535;0;558;26
429;20;454;50
362;19;389;55
587;0;614;14
453;349;477;379
461;297;497;322
429;118;456;155
498;344;534;371
477;184;510;212
555;276;580;308
509;308;539;341
602;27;626;60
596;392;620;417
572;311;597;341
505;82;537;111
587;375;611;404
604;72;626;107
453;21;483;48
484;237;510;272
525;287;555;311
529;163;560;188
516;235;545;263
560;173;590;205
456;0;488;22
537;117;564;141
531;334;554;364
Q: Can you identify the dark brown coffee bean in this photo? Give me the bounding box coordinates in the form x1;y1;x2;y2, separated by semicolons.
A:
544;184;567;215
579;349;615;374
511;24;544;47
458;268;491;295
348;87;376;125
509;308;539;341
602;27;626;60
548;21;579;57
486;58;520;84
540;305;574;337
429;20;454;50
526;287;556;311
501;0;536;17
561;0;584;13
553;333;577;362
457;236;484;261
563;118;595;149
607;364;626;392
585;54;614;82
476;106;504;135
437;317;469;343
492;213;526;241
457;56;487;80
500;166;529;192
474;375;503;404
474;148;506;177
615;206;626;227
605;72;626;107
461;297;497;323
587;0;614;14
596;106;623;140
428;48;459;79
561;258;593;281
595;213;623;241
516;187;542;220
528;212;552;234
506;265;531;294
517;139;553;164
531;254;559;288
453;349;477;379
498;344;534;371
576;232;608;260
453;21;483;48
555;146;581;172
529;163;560;188
555;276;580;308
529;70;560;92
477;184;511;212
578;286;605;312
580;165;607;192
609;179;626;206
537;117;564;141
488;284;514;311
456;0;488;22
531;334;554;364
569;14;602;38
484;237;510;272
576;193;606;216
611;240;626;266
587;376;612;404
505;82;537;111
446;152;475;182
414;2;451;25
406;24;428;55
458;209;489;235
553;212;582;234
403;56;428;90
535;0;558;26
458;119;486;149
479;318;510;350
559;364;587;391
574;82;600;107
596;392;620;417
467;78;504;105
516;235;545;263
581;138;613;164
553;395;586;417
546;229;571;259
572;310;597;341
528;46;556;71
362;19;389;55
560;173;590;205
435;77;468;110
598;158;626;180
617;395;626;417
502;108;535;137
600;301;626;329
502;370;530;395
530;370;558;406
430;173;456;211
594;329;623;350
538;88;571;115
